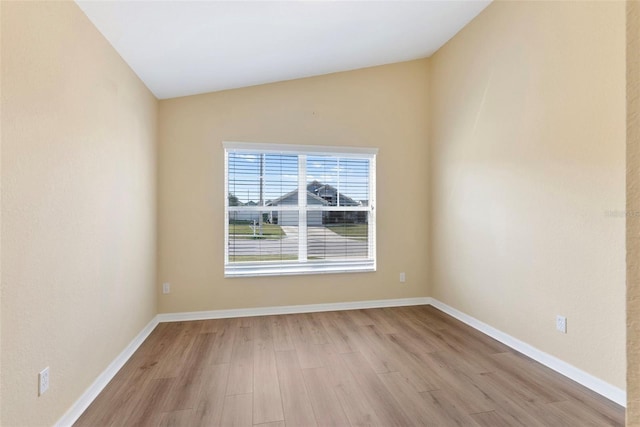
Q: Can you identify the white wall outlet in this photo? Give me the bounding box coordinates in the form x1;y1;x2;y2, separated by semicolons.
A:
556;315;567;333
162;282;170;294
399;272;406;283
39;367;49;396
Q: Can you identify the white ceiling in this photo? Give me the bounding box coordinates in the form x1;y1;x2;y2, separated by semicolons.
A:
76;1;491;99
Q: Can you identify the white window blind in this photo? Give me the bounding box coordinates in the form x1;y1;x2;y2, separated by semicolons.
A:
224;142;377;277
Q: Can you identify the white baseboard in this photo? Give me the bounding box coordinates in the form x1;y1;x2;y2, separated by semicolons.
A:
55;316;160;427
157;297;431;322
428;298;626;407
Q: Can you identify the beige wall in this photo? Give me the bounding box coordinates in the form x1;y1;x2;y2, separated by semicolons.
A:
628;0;640;423
1;2;158;425
0;1;630;424
158;60;429;313
429;0;626;390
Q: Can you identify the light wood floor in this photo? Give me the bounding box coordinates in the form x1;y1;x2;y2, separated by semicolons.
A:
75;305;624;426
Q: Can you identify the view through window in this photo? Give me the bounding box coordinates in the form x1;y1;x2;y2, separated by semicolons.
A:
224;142;377;277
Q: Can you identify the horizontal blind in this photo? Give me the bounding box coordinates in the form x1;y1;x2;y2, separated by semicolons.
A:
227;153;299;262
306;155;371;262
225;143;376;277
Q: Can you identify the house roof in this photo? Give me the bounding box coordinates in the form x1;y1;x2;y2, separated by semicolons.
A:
267;189;329;206
308;181;361;206
266;181;362;206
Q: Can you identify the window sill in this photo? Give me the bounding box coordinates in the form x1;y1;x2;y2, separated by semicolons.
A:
224;260;376;278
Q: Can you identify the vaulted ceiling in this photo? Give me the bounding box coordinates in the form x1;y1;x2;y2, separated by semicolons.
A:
76;1;491;99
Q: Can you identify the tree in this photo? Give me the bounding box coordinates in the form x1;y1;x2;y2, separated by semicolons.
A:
228;193;241;206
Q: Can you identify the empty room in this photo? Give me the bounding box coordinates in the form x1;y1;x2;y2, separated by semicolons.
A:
2;0;639;426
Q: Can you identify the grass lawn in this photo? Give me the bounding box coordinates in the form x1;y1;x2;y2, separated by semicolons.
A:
326;224;368;240
229;223;285;239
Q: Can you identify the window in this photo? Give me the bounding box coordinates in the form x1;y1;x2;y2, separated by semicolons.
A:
224;142;377;277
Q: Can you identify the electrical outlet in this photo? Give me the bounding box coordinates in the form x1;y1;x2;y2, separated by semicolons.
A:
556;315;567;333
162;282;170;294
399;272;406;283
39;367;49;396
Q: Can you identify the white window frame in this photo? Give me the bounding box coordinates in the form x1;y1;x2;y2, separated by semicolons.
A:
224;141;377;278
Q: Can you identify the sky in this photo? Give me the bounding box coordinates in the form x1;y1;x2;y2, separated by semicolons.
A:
228;153;370;204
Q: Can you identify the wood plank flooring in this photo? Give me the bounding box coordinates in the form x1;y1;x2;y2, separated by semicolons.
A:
75;305;624;426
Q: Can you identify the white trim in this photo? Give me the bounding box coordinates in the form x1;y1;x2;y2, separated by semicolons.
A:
223;141;378;156
157;297;430;322
224;149;229;265
428;298;626;407
224;259;375;278
55;316;160;427
368;157;376;261
228;206;372;212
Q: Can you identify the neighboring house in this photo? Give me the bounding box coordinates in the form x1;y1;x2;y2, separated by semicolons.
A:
267;181;367;226
307;180;361;207
228;196;262;223
267;189;328;225
307;181;367;224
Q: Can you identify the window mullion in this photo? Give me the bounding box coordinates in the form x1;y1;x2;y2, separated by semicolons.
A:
298;154;308;262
